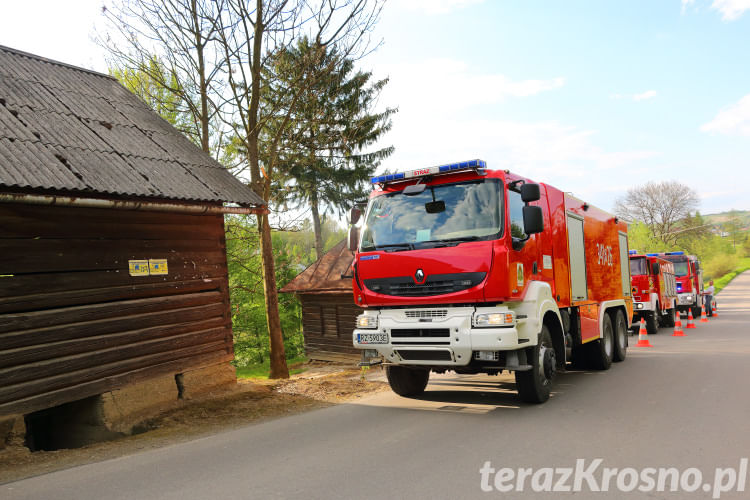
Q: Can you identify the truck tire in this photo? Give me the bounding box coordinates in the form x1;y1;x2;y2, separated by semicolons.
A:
664;308;675;328
645;311;658;335
515;325;555;404
385;366;429;397
587;314;613;370
612;310;627;362
692;305;701;319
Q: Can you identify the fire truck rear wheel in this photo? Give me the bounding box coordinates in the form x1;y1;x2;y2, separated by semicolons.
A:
664;308;676;328
645;311;658;335
612;310;627;362
587;314;613;370
385;366;430;397
515;325;555;404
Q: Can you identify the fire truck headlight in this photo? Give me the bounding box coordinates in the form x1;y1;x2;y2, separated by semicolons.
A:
636;303;643;309
473;312;515;327
685;294;693;302
356;314;378;329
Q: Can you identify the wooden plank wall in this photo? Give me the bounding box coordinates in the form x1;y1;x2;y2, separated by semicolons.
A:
0;202;234;416
300;294;360;356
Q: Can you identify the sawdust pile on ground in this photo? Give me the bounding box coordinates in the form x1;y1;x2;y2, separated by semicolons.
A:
0;365;388;484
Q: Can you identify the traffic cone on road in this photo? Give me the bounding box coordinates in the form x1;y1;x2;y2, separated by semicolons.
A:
713;300;718;318
672;310;685;337
700;303;709;323
686;309;697;329
634;318;653;347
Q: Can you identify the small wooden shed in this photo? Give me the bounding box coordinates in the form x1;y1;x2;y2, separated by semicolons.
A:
280;240;360;361
0;45;264;430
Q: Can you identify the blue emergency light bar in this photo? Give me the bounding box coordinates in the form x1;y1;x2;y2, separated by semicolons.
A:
666;251;685;255
646;253;659;256
370;159;487;184
629;250;638;255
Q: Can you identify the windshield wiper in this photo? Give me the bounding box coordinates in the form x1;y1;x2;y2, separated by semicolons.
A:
375;243;415;252
417;236;481;248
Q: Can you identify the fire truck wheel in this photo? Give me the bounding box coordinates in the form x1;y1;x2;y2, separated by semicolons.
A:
612;310;627;362
645;312;658;335
692;305;701;319
588;314;613;370
515;325;555;404
385;366;429;397
664;308;675;328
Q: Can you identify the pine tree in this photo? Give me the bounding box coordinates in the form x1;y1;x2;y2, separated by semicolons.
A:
266;38;396;259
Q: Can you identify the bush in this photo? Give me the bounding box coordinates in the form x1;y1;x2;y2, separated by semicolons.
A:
704;253;738;281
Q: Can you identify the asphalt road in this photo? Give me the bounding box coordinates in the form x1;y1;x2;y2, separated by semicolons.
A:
5;273;750;499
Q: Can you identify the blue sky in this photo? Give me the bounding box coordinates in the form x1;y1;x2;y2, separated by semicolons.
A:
1;0;749;214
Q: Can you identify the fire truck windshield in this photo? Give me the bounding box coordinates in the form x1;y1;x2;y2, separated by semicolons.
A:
359;179;503;251
672;262;689;276
629;257;648;276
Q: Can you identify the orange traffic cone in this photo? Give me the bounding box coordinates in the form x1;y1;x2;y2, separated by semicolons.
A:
634;318;653;347
686;309;697;329
712;300;718;318
700;303;709;323
672;310;685;337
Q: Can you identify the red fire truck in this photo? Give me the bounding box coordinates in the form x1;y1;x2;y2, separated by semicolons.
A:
628;252;677;334
659;252;703;318
348;159;633;404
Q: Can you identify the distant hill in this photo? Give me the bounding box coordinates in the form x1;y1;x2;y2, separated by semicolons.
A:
703;210;750;231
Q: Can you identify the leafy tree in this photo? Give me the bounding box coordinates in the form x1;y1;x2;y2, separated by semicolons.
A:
267;38;396;260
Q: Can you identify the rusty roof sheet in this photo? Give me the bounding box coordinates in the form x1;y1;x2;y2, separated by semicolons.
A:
280;239;355;294
0;45;263;206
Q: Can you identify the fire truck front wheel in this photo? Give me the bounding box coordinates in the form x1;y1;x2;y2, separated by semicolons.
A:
587;314;613;370
515;325;555;404
385;366;430;397
645;311;658;335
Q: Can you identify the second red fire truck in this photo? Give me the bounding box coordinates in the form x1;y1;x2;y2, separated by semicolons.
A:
660;252;704;318
349;159;633;404
628;252;677;334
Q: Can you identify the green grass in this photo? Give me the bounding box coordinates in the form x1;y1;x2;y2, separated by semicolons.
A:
235;356;308;379
715;257;750;295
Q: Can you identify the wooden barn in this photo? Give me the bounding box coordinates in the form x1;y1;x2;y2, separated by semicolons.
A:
0;45;264;447
280;240;360;361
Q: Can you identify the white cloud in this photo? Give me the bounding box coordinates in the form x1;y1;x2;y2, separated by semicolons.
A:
681;0;750;20
611;90;657;102
711;0;750;20
700;94;750;136
633;90;657;101
394;0;486;15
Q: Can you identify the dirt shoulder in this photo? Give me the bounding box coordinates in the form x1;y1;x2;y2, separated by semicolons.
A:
0;364;388;484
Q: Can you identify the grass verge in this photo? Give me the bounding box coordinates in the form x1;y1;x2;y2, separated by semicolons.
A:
715;257;750;295
235;356;308;379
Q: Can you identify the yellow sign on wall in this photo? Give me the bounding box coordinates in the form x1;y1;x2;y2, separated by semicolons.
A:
149;259;168;276
128;260;150;277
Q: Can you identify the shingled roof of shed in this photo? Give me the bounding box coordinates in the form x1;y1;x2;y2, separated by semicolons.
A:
280;239;355;294
0;45;263;207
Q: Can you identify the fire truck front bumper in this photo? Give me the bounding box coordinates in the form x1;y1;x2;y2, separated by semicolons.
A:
633;301;653;312
352;306;524;367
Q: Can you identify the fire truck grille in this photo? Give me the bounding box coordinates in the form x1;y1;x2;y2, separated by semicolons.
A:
405;309;448;318
390;328;451;338
396;350;452;361
364;272;486;297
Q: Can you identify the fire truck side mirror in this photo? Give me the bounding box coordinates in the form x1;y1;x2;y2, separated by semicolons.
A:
348;226;360;252
522;205;544;234
651;262;660;275
349;206;362;225
520;183;541;203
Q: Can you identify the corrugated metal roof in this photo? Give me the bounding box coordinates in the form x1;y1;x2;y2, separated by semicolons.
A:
279;240;355;294
0;45;263;206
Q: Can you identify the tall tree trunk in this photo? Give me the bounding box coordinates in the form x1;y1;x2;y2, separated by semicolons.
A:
191;0;210;153
311;189;323;261
248;0;288;379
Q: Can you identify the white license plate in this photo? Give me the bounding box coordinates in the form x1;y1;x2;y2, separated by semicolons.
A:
357;333;388;344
